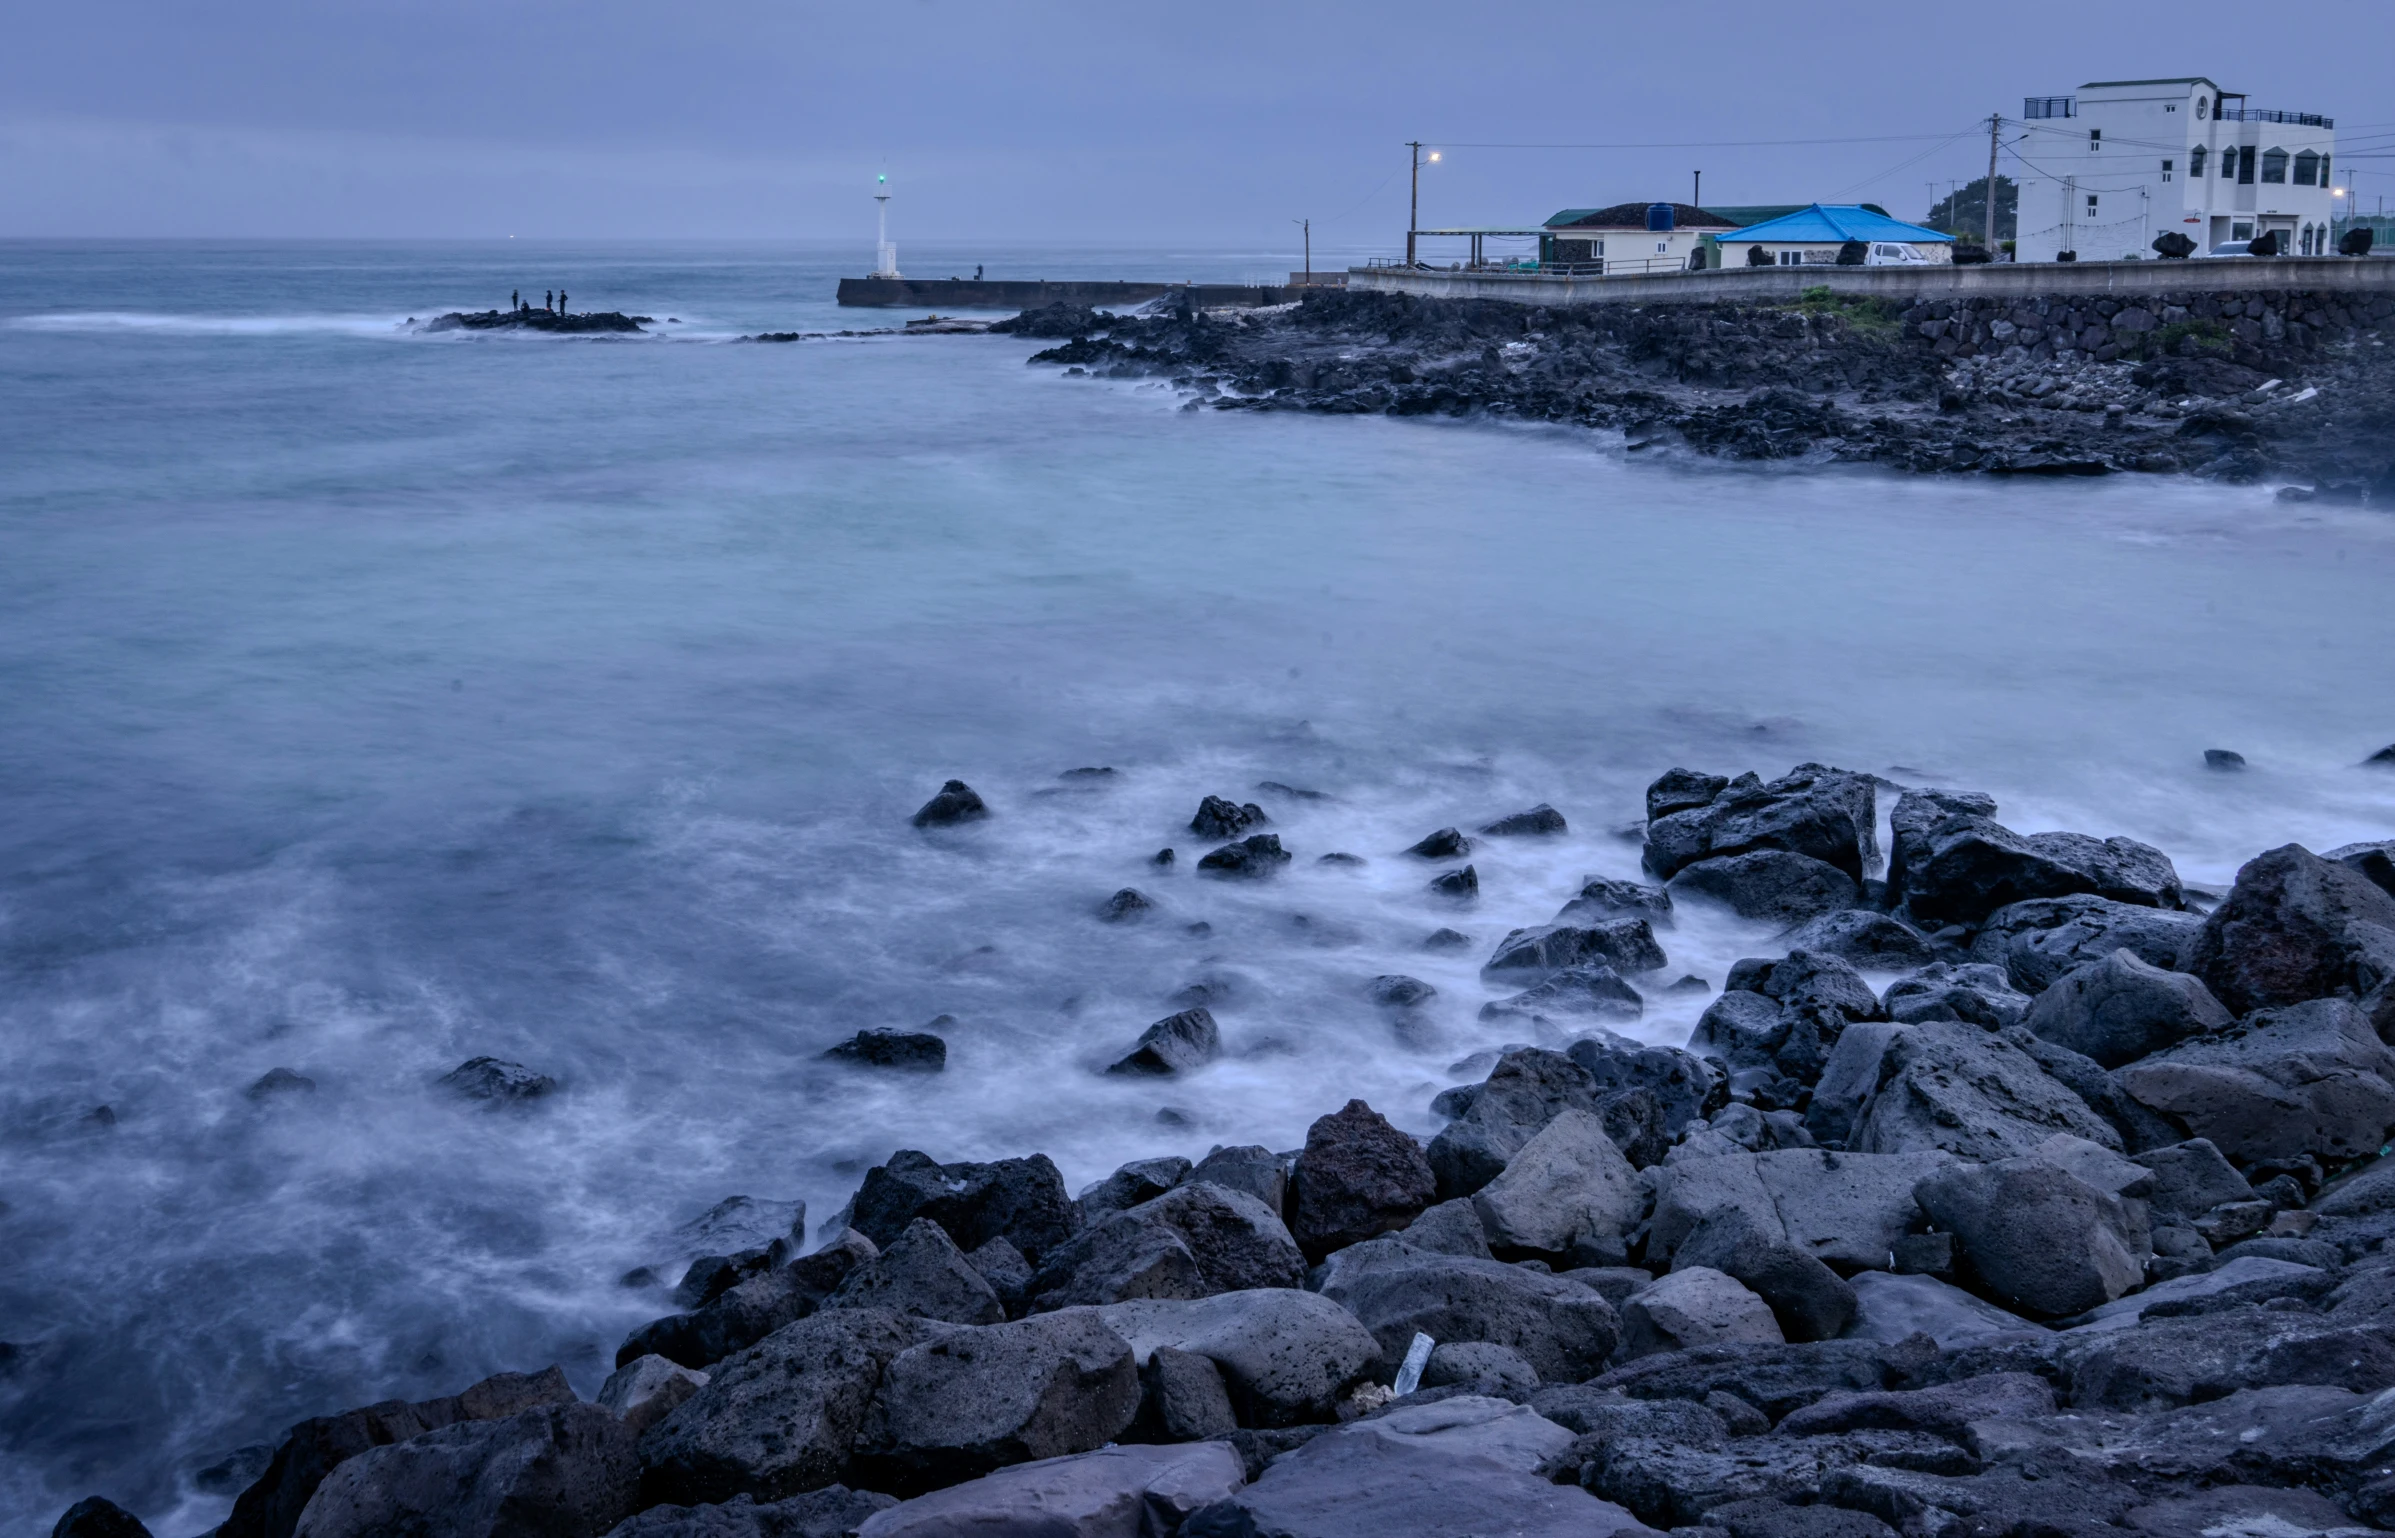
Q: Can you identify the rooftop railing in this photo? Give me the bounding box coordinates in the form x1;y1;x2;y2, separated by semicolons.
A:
2221;108;2333;127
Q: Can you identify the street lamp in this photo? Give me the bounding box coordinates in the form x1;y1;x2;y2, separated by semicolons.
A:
1406;144;1441;268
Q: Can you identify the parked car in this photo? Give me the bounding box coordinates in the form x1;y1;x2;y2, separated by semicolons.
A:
1865;242;1938;266
2200;240;2258;258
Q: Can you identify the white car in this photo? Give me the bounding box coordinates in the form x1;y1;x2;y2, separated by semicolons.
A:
1864;242;1937;266
2200;241;2258;258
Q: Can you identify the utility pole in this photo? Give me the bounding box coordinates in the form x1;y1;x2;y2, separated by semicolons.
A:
1407;141;1423;267
1984;113;2003;251
1294;217;1311;282
1692;170;1702;210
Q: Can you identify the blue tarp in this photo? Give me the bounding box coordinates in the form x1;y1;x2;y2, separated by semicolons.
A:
1714;204;1955;246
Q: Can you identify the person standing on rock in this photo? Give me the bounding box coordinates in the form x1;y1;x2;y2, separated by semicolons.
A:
545;290;553;312
511;290;519;312
559;290;568;316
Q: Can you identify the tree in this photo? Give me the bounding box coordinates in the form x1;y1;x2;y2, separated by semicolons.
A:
1925;176;2018;242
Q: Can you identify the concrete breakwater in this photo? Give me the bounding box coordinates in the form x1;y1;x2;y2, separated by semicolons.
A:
1012;284;2395;495
1350;255;2395;310
836;277;1311;310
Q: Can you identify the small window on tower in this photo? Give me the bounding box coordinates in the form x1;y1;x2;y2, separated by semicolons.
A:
2087;194;2100;214
2190;145;2207;177
2090;128;2103;150
2165;103;2177;112
2162;160;2174;182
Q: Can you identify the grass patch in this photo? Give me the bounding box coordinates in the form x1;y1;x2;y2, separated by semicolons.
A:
2142;318;2233;359
1782;287;1905;340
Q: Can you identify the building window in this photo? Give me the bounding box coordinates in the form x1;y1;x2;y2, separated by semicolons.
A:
2197;97;2210;118
2233;221;2253;240
1779;251;1802;265
2294;150;2319;185
2261;148;2288;183
2237;147;2255;185
2090;128;2102;150
2190;145;2207;177
2087;194;2100;215
2321;155;2331;185
2165;103;2177;112
2162;160;2174;182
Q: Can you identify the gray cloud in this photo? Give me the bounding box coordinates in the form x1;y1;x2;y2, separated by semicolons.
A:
2;0;2385;241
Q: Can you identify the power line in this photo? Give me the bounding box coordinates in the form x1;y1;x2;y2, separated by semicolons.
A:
1418;131;1976;151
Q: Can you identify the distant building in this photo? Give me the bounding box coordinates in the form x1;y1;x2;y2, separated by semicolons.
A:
1541;203;1737;274
1712;205;1955;267
2011;77;2337;262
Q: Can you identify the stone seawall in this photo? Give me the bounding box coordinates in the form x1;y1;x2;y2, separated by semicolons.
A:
836;278;1308;310
1350;257;2395;309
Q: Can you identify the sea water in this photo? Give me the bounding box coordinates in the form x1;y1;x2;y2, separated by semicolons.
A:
2;240;2391;1534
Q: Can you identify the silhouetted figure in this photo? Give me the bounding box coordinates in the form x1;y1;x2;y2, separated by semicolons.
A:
545;290;554;312
512;289;519;311
559;290;568;315
975;264;983;281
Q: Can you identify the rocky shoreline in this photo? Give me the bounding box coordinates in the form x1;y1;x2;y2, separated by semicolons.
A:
997;287;2395;499
423;310;653;334
49;758;2395;1538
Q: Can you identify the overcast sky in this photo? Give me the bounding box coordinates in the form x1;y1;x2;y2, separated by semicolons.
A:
2;0;2387;247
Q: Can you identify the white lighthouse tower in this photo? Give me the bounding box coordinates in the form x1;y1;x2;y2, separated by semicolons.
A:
873;173;900;278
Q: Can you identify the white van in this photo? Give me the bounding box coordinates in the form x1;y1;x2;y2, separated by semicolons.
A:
1865;242;1936;266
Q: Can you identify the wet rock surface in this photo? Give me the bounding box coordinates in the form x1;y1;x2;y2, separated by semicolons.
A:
1010;286;2395;495
78;768;2395;1538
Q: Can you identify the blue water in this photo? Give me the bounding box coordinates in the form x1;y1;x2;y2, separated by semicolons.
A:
2;240;2392;1534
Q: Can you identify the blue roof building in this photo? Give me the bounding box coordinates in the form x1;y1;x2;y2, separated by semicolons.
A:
1713;204;1957;267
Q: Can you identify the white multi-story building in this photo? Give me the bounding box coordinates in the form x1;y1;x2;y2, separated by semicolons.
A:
2011;77;2337;263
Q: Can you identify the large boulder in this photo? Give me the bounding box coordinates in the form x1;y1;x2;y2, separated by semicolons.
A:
1483;921;1667;981
1191;795;1268;840
2327;839;2395;900
1310;1240;1620;1383
1587;1340;1904;1423
639;1309;946;1507
1619;1268;1783;1359
1884;788;1996;912
49;1502;152;1538
1201;1395;1652;1538
1089;1289;1379;1426
823;1219;1005;1326
1470;1109;1643;1261
2116;997;2395;1163
2056;1308;2395;1410
1130;1346;1237;1442
619;1233;877;1370
1184;1146;1287;1212
1777;912;1935;973
1879;963;2028;1030
1479;964;1644;1028
1727;951;1882;1022
1565;1033;1720;1138
849;1151;1080;1265
1899;811;2183;928
2021;948;2232;1068
1029;1182;1304;1311
851;1312;1142;1496
1970;896;2205;994
911;781;987;829
291;1405;635;1538
1642;765;1878;884
2130;1138;2252;1219
1836;1271;2033;1348
1287;1100;1436;1261
1425;1048;1602;1199
1913;1157;2145;1317
857;1443;1241;1538
1556;878;1674;928
605;1489;894;1538
1851;1021;2122;1161
598;1356;708;1439
1646;1153;1782;1265
1105;1008;1222;1077
1078;1158;1192;1223
2185;843;2395;1015
1753;1149;1957;1274
1672;1207;1857;1343
1801;1022;1901;1146
220;1367;579;1538
1687;991;1847;1088
1668;852;1859;926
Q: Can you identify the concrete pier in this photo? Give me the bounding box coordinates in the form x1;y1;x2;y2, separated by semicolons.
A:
836;277;1307;310
1348;257;2395;309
